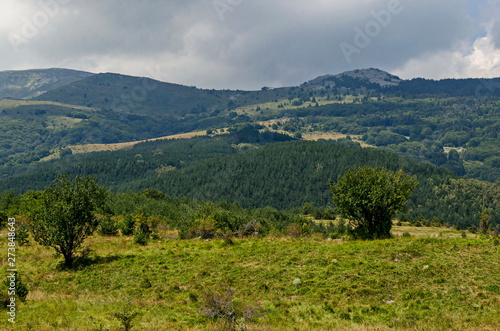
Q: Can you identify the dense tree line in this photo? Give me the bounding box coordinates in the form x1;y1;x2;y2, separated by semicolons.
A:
1;134;498;229
1;136;498;229
277;97;500;183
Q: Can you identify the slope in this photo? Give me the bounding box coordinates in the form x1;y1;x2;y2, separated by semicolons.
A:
0;68;93;99
34;72;294;118
137;140;499;228
1;136;497;229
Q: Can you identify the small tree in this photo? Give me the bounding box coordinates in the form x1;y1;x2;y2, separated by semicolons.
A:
329;166;418;239
479;210;492;235
31;176;108;267
120;214;136;236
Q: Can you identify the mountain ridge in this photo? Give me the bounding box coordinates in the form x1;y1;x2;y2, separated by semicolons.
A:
0;68;94;99
2;67;500;101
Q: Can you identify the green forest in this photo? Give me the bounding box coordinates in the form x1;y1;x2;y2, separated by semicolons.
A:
1;126;498;230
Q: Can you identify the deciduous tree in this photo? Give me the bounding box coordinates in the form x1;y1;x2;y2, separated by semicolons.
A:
31;175;108;267
329;166;418;239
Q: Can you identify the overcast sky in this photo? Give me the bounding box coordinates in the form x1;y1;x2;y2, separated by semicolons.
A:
1;0;499;90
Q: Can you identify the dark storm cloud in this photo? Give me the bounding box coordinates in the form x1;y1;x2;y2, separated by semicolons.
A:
0;0;498;89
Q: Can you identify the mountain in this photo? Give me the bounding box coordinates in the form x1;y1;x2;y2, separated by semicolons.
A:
0;67;499;184
0;68;94;99
34;72;292;117
305;68;402;89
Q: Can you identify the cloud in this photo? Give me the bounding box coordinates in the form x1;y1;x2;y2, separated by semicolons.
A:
0;0;497;89
393;36;500;80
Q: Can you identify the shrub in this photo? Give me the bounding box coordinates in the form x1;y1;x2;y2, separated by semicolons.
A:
133;221;152;245
184;218;219;239
0;212;8;229
16;223;30;246
201;288;237;323
200;287;262;330
113;311;140;331
479;211;492;235
330;166;418;239
222;231;235;246
4;272;29;302
134;230;149;246
98;216;118;236
286;224;302;238
120;215;136;236
468;226;478;234
30;175;108;268
237;220;262;238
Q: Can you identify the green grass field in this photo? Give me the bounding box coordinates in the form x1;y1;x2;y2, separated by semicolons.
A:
232;95;361;116
1;229;499;330
0;99;97;112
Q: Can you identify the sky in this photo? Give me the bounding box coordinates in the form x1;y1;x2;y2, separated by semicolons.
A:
1;0;499;90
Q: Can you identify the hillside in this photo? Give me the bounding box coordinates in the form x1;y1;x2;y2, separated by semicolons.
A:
1;135;498;229
0;68;93;99
2;231;499;330
0;67;499;186
34;72;291;117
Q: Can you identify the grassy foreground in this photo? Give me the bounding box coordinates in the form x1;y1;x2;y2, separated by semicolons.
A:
1;231;499;330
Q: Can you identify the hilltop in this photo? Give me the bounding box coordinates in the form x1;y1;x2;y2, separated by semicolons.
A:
305;68;402;88
0;68;93;99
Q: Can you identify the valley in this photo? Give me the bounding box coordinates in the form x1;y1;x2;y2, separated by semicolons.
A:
0;67;499;331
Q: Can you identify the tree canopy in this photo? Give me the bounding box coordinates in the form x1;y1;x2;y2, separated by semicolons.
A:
329;166;418;239
31;175;108;267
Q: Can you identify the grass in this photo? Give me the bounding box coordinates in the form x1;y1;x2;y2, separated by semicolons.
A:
0;99;97;112
232;95;360;116
68;131;211;154
1;227;499;330
65;117;375;156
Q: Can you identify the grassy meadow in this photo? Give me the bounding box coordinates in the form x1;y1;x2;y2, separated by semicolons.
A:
1;226;499;330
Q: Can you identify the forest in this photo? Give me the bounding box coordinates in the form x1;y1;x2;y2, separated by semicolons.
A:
0;125;498;230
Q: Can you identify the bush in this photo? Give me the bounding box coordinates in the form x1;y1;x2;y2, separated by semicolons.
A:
222;231;235;246
16;223;30;246
286;224;302;238
184;218;219;239
201;288;237;322
133;231;148;245
200;287;262;330
330;166;418;239
113;310;140;331
98;216;118;236
468;226;478;234
120;215;135;236
0;212;8;229
237;220;262;238
134;221;152;245
4;272;29;302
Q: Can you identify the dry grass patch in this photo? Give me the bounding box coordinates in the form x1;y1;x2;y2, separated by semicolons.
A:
69;131;210;154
